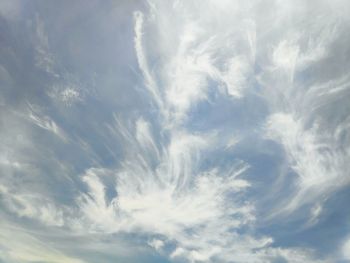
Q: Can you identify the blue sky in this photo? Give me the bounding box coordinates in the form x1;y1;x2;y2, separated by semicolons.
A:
0;0;350;262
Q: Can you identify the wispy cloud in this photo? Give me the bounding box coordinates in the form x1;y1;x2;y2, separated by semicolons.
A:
75;1;345;261
0;0;349;262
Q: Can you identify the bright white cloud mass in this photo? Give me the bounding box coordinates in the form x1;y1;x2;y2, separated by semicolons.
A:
0;0;350;262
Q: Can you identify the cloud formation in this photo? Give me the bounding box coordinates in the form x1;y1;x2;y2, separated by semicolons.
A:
0;0;349;262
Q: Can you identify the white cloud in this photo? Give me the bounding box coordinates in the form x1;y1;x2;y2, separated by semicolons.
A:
78;115;322;262
342;237;350;260
272;39;299;82
27;105;67;141
74;0;348;261
134;1;256;125
78;116;273;262
220;56;251;98
1;0;349;262
0;184;65;227
148;239;164;251
134;11;163;111
265;111;349;218
33;14;58;76
256;0;350;223
48;84;82;106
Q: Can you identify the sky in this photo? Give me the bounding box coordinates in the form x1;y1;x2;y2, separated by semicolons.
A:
0;0;350;262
